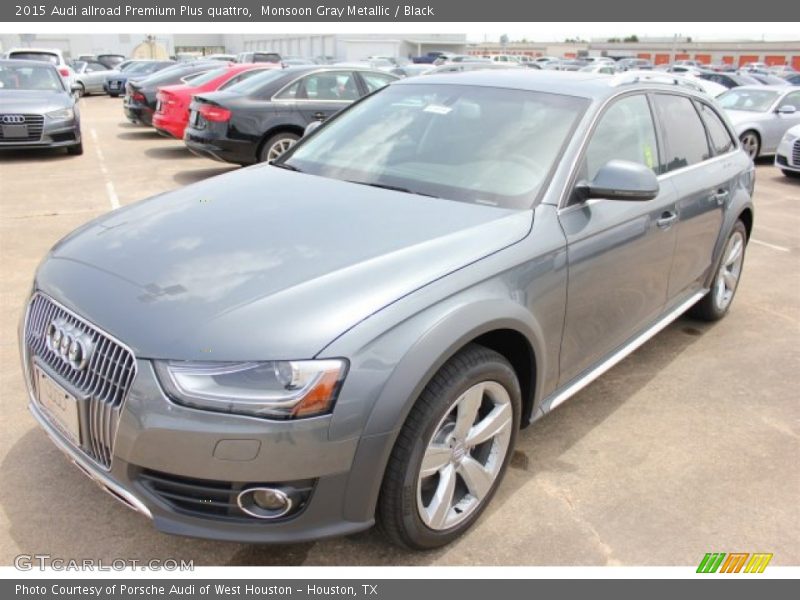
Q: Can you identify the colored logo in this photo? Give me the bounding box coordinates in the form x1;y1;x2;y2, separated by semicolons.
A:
697;552;773;573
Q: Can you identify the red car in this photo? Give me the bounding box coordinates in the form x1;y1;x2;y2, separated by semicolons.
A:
152;63;278;139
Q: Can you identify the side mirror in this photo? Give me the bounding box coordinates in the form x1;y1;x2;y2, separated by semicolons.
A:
777;105;796;115
577;160;659;202
303;120;323;137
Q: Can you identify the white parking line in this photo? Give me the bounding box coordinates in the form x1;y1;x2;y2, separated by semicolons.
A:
751;238;791;253
90;128;120;210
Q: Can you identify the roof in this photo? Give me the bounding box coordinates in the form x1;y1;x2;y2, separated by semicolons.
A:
0;59;59;69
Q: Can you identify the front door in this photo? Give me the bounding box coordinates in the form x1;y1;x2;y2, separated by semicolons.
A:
558;93;678;384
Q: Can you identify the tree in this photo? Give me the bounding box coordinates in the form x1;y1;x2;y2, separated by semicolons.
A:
623;35;639;42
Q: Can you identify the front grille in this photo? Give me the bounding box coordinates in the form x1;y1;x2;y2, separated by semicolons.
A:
24;293;137;469
0;114;44;142
792;140;800;167
137;469;314;521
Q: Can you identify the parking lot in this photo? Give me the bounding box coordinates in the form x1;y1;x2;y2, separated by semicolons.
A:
0;95;798;567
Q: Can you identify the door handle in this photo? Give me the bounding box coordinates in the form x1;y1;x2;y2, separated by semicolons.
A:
711;189;729;206
313;112;326;120
656;211;678;229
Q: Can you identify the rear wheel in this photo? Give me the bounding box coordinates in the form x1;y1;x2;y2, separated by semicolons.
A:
690;220;747;321
258;132;300;163
378;344;520;549
66;141;83;156
75;82;85;97
739;131;760;160
108;93;120;98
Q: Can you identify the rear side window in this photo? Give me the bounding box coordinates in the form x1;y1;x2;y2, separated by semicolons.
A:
583;94;659;180
653;94;711;171
696;102;735;155
359;71;396;93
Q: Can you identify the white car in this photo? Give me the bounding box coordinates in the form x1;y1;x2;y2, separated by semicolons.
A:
579;63;617;75
718;86;800;159
775;125;800;177
617;70;726;98
5;47;75;87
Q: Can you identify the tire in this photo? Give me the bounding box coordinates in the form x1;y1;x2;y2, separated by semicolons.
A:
739;130;760;160
689;220;747;321
108;92;120;98
66;141;83;156
258;132;300;163
378;343;521;549
781;169;800;178
75;83;85;97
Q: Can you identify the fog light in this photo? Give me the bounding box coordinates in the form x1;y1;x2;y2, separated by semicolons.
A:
237;487;293;519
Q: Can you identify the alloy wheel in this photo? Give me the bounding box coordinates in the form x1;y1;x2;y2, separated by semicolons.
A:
267;138;296;161
416;381;513;530
740;132;759;159
714;230;745;311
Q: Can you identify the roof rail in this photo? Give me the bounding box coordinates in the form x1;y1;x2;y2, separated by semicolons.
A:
610;70;707;94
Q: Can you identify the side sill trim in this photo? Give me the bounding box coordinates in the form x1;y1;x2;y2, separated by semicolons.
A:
535;290;706;419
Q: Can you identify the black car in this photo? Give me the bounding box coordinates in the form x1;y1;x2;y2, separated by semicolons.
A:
184;66;398;165
124;61;220;126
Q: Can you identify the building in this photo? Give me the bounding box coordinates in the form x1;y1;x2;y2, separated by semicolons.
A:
468;39;800;69
0;33;467;62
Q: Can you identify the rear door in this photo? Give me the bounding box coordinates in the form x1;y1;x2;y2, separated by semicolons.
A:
83;61;111;91
277;70;360;124
558;93;679;384
651;93;735;299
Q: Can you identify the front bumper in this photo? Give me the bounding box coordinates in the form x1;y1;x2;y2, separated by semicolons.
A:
0;121;80;150
775;135;800;172
21;306;374;542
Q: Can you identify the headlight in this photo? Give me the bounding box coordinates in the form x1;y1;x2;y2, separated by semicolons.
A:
782;130;798;144
154;359;347;419
46;108;74;121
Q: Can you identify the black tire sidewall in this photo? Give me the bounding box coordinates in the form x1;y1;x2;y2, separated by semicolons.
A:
393;352;521;549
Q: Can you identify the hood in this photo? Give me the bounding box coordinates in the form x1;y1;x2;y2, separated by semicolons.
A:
0;90;71;113
37;166;532;361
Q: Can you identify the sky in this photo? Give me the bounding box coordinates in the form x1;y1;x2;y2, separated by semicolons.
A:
462;22;800;43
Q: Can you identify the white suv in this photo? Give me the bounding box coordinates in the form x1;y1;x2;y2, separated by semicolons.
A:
5;48;75;87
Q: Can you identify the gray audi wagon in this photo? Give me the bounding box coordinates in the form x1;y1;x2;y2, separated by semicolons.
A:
20;71;754;549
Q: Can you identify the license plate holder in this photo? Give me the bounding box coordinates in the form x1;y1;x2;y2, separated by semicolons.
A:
2;124;28;138
34;366;82;447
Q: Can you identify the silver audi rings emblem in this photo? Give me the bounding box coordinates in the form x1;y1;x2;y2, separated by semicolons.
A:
1;115;25;124
46;318;93;370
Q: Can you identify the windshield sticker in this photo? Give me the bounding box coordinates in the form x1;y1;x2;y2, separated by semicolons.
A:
423;104;453;115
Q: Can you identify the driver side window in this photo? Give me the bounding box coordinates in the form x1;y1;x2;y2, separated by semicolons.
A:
582;94;660;182
779;91;800;110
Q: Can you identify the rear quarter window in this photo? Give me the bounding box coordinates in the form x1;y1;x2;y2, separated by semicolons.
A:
695;102;735;155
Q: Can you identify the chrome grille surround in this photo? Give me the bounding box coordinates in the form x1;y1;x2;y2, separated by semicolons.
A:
23;293;137;470
792;139;800;168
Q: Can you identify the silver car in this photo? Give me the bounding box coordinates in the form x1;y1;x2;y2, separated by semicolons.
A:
20;71;753;549
775;124;800;177
719;85;800;158
72;59;116;96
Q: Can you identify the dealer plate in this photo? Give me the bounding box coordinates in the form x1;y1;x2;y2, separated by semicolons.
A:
34;366;81;446
2;124;28;138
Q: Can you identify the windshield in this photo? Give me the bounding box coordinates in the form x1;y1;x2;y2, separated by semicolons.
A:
718;89;779;112
9;51;59;64
223;68;285;95
281;84;588;208
0;64;64;91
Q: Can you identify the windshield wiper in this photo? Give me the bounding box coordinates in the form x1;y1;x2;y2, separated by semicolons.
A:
347;180;438;198
272;162;302;172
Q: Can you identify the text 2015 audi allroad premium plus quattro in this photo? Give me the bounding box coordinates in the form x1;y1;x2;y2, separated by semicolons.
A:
20;71;754;549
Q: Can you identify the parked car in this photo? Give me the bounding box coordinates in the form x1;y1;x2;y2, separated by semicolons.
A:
785;73;800;85
0;60;82;155
96;54;126;69
153;63;278;139
741;62;769;72
673;59;705;68
72;59;116;96
429;62;522;75
581;56;615;65
412;51;446;64
184;66;398;164
236;51;282;64
768;65;796;77
104;60;176;97
774;124;800;177
124;61;219;126
616;58;653;71
718;86;800;158
390;64;434;78
20;70;754;549
204;54;237;62
281;57;316;67
4;47;75;86
579;63;617;75
708;63;737;73
620;70;727;97
739;71;790;86
696;71;763;89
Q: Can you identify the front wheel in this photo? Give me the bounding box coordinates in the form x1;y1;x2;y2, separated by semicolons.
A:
781;169;800;178
66;141;83;156
690;220;747;321
378;344;521;549
740;131;760;160
258;132;299;163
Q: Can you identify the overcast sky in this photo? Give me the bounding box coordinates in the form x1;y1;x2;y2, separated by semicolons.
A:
464;22;800;43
